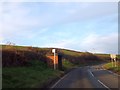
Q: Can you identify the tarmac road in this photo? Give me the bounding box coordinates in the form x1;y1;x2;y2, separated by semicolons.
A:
51;64;119;89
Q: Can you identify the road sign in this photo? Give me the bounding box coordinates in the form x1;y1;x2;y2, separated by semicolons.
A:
110;54;117;67
52;49;55;53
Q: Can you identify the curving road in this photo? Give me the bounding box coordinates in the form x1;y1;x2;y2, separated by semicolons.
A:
51;64;119;89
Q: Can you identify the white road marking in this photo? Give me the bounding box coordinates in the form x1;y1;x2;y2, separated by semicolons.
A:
89;70;94;77
90;67;111;89
97;80;110;90
108;70;113;74
113;73;120;77
106;70;120;77
89;70;110;89
51;71;70;88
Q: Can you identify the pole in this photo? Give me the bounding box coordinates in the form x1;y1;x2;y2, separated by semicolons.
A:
114;58;117;67
54;52;56;70
52;49;56;70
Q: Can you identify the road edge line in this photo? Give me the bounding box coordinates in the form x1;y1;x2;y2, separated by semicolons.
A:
97;80;110;90
88;70;94;77
89;69;110;89
51;71;70;88
106;69;120;77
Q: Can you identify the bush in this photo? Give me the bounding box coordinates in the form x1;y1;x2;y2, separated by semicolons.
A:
2;46;50;67
61;52;101;65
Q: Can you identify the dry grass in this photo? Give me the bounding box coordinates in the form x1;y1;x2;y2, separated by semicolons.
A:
103;61;120;75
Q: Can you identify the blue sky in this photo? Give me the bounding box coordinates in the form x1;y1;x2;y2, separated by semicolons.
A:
0;2;118;54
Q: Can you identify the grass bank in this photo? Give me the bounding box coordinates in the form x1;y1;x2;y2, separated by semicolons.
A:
62;59;78;70
103;61;120;75
2;59;77;88
2;60;62;88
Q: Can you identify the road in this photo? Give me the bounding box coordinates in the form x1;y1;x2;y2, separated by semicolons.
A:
51;64;119;89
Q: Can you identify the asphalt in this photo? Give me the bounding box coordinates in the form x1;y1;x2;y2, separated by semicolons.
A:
51;64;119;89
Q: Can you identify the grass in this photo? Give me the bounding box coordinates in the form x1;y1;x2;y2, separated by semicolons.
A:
61;49;82;56
103;61;120;75
2;59;79;88
2;60;62;88
62;59;78;70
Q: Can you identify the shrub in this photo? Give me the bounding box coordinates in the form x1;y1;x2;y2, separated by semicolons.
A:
2;45;50;67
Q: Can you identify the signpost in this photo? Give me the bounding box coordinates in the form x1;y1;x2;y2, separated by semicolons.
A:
52;49;56;70
110;54;117;67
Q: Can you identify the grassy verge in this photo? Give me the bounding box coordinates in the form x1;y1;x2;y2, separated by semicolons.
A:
2;59;79;88
2;60;62;88
62;59;79;71
103;61;120;75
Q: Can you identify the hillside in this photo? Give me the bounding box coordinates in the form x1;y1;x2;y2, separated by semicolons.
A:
1;44;113;67
1;45;120;88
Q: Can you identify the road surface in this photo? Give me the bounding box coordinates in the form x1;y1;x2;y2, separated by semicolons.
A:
51;64;119;89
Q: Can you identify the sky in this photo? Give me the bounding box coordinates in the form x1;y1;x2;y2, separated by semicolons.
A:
0;1;118;54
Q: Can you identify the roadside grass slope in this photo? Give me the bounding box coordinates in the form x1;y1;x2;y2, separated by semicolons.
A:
103;61;120;75
3;60;62;88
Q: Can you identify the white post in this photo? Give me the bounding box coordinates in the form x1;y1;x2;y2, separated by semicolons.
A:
52;49;56;70
114;58;117;67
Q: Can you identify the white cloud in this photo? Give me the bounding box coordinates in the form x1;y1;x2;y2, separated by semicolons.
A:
66;9;77;14
2;2;38;27
65;2;117;23
1;0;119;2
1;2;117;32
43;33;118;54
44;39;75;48
80;33;118;54
1;2;48;41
